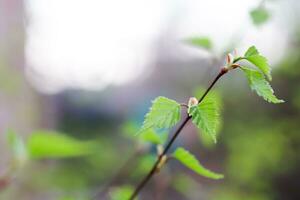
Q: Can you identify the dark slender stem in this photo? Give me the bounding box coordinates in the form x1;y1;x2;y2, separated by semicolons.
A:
129;69;227;200
198;70;226;103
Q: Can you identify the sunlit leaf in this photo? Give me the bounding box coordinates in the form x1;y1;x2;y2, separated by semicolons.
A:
186;37;212;50
27;130;95;159
109;185;137;200
139;96;181;134
241;67;284;103
173;147;224;179
250;7;270;26
188;94;220;143
244;46;272;81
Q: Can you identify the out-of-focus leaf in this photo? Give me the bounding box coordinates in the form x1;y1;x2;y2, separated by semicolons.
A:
250;7;270;26
173;147;224;179
27;131;95;159
139;96;181;134
132;155;156;178
186;37;212;50
122;121;168;145
122;121;139;139
172;174;199;199
140;129;168;145
109;185;137;200
241;67;284;103
140;129;161;144
6;130;28;167
244;46;272;81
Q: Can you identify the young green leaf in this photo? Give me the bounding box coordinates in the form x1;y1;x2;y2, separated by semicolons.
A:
188;94;220;143
185;36;212;50
109;185;137;200
241;67;284;103
173;147;224;179
244;46;259;57
139;96;181;134
250;7;270;26
27;130;96;159
244;46;272;81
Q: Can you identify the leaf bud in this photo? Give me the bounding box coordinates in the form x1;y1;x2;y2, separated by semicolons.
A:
220;66;229;74
226;53;234;65
188;97;198;107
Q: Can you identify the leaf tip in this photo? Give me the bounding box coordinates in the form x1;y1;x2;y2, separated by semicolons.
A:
274;99;285;104
214;174;225;180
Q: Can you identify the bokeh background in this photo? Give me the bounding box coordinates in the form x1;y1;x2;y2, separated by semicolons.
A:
0;0;300;199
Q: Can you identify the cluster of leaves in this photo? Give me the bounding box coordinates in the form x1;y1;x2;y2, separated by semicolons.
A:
5;46;282;200
239;46;284;103
136;45;283;183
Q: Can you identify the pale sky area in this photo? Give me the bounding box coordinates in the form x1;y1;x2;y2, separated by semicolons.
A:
25;0;292;94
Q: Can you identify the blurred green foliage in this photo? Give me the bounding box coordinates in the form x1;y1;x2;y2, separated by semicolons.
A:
250;7;270;26
28;131;97;159
109;185;137;200
185;36;213;50
212;35;300;200
1;3;300;200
